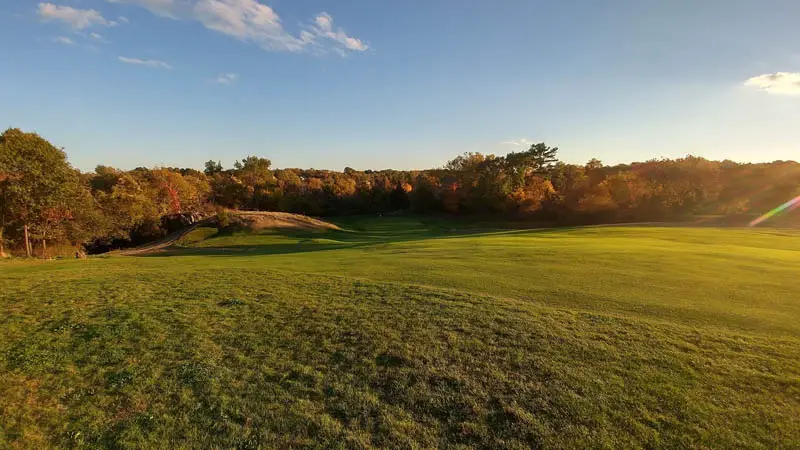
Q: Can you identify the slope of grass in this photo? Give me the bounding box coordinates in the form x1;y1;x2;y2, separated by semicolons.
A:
1;217;798;448
174;226;219;246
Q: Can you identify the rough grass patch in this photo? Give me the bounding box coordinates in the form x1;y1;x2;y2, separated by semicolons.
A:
1;222;798;448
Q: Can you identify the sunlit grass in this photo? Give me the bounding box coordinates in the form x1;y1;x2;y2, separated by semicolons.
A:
1;217;798;448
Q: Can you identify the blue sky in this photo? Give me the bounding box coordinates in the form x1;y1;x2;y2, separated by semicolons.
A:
1;0;799;171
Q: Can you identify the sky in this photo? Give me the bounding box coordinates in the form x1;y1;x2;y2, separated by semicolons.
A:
1;0;799;172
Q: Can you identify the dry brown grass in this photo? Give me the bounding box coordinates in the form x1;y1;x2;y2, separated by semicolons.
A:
229;211;341;232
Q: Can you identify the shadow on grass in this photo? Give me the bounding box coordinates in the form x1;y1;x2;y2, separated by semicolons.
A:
140;242;367;257
134;218;590;258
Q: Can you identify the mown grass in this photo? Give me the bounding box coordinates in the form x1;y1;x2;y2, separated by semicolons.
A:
1;217;798;448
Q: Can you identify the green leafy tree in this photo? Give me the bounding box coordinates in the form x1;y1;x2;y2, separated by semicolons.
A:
0;128;87;257
92;172;159;241
233;156;275;209
0;146;15;257
204;160;223;175
409;173;441;213
505;143;559;188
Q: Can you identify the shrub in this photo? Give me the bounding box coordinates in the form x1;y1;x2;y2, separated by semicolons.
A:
217;209;231;229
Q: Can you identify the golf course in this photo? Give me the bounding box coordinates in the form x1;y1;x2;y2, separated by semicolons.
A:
1;216;798;449
4;0;800;446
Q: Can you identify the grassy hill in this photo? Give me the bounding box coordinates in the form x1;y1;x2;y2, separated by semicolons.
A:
1;217;798;448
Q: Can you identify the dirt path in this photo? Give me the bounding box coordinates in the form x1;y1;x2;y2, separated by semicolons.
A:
116;212;341;256
117;220;209;256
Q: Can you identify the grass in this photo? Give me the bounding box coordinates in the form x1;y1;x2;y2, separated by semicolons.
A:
1;216;798;448
175;227;219;247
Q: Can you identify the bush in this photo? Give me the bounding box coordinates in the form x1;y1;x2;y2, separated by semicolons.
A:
216;209;231;229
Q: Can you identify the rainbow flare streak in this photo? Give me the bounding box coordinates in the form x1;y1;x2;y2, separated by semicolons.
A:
749;195;800;227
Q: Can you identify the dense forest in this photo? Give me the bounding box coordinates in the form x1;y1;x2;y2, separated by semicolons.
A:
1;128;798;257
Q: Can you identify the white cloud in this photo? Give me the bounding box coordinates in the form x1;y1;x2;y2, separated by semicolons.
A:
744;72;800;96
192;0;306;52
90;32;110;43
118;56;173;69
214;73;239;84
105;0;368;54
502;139;533;147
38;3;110;29
315;12;332;31
53;36;75;45
308;12;368;51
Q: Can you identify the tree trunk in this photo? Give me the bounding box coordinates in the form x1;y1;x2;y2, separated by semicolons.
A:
24;224;31;258
0;228;5;258
42;238;47;259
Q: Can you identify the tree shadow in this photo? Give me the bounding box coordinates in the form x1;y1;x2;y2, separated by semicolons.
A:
132;218;589;259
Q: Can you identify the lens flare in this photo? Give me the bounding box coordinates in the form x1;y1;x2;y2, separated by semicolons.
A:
749;195;800;227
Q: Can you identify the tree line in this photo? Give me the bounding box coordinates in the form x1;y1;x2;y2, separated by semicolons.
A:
1;128;798;257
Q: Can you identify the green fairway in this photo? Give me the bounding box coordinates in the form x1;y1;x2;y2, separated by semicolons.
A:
1;218;799;448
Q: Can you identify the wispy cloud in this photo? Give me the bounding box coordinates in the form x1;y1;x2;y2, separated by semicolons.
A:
89;32;110;43
502;139;533;147
38;3;112;29
118;56;173;69
214;73;239;84
305;12;368;52
744;72;800;96
104;0;368;54
53;36;75;45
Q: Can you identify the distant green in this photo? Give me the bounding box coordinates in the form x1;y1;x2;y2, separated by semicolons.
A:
1;217;798;448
